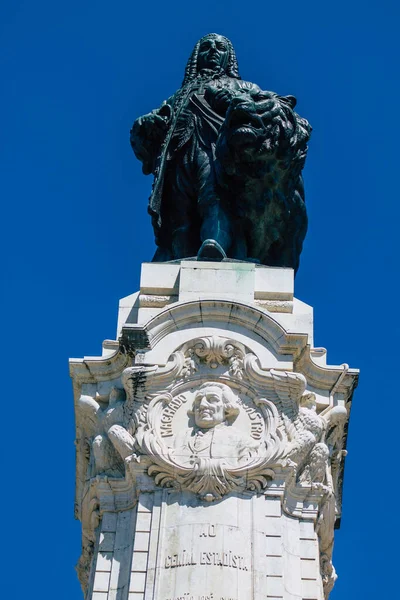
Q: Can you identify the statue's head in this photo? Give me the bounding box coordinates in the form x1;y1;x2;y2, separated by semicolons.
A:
197;34;230;72
183;33;240;85
189;382;240;429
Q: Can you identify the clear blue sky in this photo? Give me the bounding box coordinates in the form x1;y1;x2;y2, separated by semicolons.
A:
1;1;398;598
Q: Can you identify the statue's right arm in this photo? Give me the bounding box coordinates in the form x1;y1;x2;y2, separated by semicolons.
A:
130;100;173;175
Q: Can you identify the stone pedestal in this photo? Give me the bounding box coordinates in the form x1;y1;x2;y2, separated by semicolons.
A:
70;261;358;600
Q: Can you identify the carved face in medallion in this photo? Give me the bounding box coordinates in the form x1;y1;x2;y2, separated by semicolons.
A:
194;385;224;428
192;382;239;429
197;35;229;72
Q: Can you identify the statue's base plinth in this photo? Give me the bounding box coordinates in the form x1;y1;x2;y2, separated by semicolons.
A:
70;261;358;600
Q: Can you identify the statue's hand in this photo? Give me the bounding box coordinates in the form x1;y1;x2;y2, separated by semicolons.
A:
158;103;172;123
135;112;168;139
204;86;235;115
151;103;172;132
151;113;169;131
133;103;171;141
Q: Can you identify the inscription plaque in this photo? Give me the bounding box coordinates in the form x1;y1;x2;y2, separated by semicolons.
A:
154;494;253;600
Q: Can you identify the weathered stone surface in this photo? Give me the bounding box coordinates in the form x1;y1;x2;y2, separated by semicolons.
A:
71;262;358;600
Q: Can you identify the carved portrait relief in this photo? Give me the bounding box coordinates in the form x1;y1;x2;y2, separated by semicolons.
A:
136;375;271;501
172;382;260;469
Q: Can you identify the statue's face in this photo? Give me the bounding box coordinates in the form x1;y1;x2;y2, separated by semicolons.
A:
194;386;225;428
197;35;229;72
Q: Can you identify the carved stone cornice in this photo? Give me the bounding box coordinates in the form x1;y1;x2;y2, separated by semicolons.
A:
120;299;308;357
69;344;131;385
296;345;359;395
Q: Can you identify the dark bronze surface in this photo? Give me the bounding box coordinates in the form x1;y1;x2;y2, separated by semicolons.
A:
131;34;311;272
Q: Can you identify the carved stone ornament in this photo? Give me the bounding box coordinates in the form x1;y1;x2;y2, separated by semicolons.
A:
76;336;348;504
73;326;355;599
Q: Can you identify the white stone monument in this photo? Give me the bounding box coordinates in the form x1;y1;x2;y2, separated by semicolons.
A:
71;261;358;600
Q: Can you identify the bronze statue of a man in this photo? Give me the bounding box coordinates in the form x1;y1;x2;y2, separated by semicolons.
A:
131;34;311;269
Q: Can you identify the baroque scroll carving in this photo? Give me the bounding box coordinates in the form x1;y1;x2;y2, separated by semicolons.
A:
75;335;348;597
77;336;346;503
